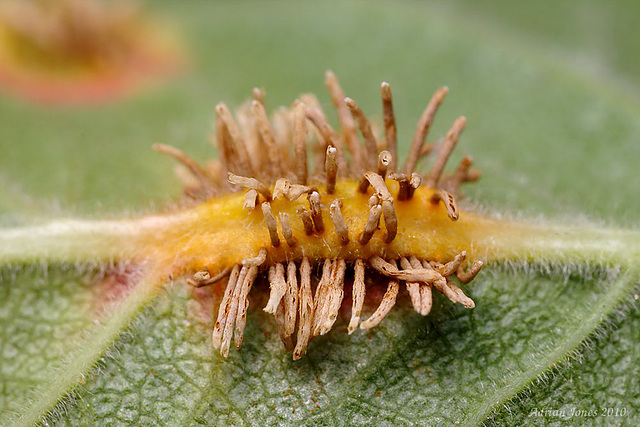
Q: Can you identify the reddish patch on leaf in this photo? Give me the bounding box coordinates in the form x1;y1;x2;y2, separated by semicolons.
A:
91;263;143;317
189;280;226;324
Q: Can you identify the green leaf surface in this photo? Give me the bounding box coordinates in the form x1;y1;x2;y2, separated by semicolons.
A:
1;1;639;425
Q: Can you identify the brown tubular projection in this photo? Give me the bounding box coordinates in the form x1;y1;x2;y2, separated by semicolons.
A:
381;82;398;171
159;72;484;359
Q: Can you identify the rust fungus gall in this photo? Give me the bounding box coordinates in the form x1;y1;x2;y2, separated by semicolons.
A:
0;0;184;105
153;72;485;360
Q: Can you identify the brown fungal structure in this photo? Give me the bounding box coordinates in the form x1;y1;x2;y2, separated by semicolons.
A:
157;71;484;359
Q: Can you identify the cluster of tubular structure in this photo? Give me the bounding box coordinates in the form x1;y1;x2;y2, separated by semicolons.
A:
0;0;145;63
158;71;484;359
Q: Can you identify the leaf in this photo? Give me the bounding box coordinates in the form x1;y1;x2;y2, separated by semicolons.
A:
1;1;639;425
